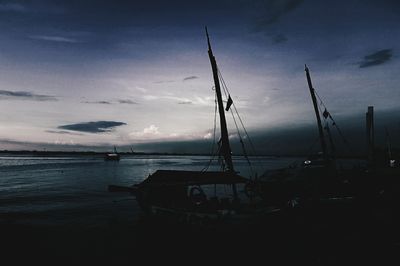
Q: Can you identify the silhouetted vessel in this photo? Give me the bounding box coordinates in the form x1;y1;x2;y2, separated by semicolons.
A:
257;66;399;214
108;29;279;223
104;146;120;161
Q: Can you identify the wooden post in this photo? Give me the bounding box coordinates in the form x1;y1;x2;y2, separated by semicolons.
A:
366;106;374;165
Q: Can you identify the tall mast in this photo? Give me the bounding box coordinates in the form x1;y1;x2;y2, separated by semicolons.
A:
205;28;234;173
305;65;328;160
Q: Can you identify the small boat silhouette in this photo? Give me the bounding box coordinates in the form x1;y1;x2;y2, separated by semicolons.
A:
104;146;120;161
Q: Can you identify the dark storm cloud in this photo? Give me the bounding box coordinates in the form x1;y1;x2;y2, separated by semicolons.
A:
58;121;127;133
255;0;304;28
118;99;138;104
0;90;57;101
132;108;400;156
359;49;393;68
183;76;199;81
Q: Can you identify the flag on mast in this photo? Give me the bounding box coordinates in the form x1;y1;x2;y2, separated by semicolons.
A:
225;94;233;111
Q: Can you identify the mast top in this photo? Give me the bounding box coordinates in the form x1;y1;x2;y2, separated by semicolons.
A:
205;26;212;52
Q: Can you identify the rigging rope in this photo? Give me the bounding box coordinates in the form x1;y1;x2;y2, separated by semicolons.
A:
201;89;219;172
307;135;323;158
218;69;259;157
314;90;354;154
217;68;263;178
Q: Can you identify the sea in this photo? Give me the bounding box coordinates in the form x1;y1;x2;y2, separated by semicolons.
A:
1;154;399;265
0;154;296;227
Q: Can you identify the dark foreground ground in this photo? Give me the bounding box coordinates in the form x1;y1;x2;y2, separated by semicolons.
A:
1;205;400;266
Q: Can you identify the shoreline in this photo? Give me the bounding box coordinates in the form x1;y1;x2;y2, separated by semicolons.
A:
0;150;368;159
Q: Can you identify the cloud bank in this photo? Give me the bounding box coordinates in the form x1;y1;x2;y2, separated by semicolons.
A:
359;49;393;68
58;121;127;133
83;101;112;105
0;90;57;101
183;76;199;81
118;99;138;104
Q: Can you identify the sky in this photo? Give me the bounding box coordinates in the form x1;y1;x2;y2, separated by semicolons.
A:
0;0;399;154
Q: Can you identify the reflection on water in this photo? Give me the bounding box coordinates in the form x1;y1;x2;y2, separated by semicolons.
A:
0;155;295;226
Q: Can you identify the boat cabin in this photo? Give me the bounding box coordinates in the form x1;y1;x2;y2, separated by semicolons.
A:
135;170;250;214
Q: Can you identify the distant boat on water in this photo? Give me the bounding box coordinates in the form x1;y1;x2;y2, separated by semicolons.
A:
104;146;120;161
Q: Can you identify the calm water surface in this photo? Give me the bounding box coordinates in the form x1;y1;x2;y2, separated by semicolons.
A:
0;154;296;226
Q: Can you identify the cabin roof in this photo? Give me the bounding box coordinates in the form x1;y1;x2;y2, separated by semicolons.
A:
140;170;248;186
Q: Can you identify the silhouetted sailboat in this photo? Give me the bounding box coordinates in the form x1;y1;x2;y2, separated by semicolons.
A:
257;65;363;209
108;28;279;223
257;64;400;220
104;146;120;161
